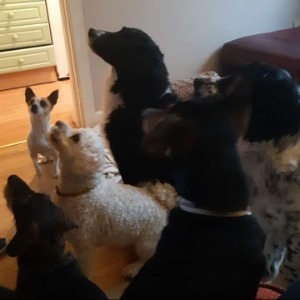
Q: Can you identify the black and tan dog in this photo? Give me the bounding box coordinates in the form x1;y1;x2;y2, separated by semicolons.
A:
3;175;107;299
121;73;266;299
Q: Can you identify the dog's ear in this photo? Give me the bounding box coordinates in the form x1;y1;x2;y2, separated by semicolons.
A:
218;75;252;136
6;223;39;257
141;110;197;158
48;90;59;106
25;87;35;104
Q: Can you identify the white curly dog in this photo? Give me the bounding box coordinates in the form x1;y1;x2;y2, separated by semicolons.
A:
50;121;177;278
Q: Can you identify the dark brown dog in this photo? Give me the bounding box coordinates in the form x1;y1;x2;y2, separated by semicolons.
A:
4;175;107;299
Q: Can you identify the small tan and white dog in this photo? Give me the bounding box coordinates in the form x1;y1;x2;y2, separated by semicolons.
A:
25;87;59;178
50;121;177;278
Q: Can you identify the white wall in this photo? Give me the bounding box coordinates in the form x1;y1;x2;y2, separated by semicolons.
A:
81;0;298;113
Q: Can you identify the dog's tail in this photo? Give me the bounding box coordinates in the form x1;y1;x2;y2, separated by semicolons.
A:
143;181;178;211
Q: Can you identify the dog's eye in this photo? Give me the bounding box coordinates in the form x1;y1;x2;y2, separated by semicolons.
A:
40;100;47;108
70;134;80;143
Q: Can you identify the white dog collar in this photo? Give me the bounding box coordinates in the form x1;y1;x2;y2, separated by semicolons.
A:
178;196;252;217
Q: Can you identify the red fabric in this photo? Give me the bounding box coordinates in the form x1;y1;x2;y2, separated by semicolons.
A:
221;28;300;81
256;283;284;300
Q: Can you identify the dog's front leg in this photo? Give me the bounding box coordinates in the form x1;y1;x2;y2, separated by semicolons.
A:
30;153;42;177
74;245;95;278
53;152;60;178
263;234;286;283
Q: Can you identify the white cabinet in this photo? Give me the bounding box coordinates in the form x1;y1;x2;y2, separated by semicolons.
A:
0;0;55;74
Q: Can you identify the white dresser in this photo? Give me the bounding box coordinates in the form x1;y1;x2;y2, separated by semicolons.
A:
0;0;55;75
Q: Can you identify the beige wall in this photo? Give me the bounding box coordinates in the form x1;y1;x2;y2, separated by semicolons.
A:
81;0;298;111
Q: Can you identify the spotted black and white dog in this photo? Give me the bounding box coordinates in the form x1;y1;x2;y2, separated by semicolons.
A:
195;63;300;287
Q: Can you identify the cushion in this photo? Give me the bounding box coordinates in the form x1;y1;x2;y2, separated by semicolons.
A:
256;283;284;300
171;71;220;101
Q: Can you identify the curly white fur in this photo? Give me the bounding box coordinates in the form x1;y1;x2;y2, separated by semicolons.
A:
50;122;177;278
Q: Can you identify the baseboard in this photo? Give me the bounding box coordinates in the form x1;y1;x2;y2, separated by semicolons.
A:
0;67;57;91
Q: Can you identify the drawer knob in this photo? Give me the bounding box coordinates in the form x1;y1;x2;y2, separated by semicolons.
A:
12;35;19;41
8;12;14;19
18;58;25;65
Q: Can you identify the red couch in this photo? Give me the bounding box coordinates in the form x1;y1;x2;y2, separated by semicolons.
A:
220;27;300;82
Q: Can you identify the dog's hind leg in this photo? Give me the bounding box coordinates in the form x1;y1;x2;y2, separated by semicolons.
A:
73;245;95;278
123;238;156;279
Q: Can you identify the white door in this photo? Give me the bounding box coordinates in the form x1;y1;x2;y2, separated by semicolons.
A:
59;0;100;128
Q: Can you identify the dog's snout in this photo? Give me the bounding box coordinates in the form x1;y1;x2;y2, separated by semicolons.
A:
55;120;63;128
88;28;106;39
31;104;38;114
7;175;19;185
88;28;97;38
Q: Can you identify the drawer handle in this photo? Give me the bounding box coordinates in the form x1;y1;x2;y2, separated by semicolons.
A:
18;58;25;65
8;12;14;19
12;35;19;41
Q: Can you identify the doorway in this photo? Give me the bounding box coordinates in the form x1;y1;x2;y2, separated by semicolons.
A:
0;0;76;149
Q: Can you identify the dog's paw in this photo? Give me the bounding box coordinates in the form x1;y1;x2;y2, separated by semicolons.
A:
263;243;287;282
38;155;53;164
54;170;60;179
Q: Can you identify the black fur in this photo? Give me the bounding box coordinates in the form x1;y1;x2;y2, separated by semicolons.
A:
0;286;16;299
121;95;266;299
88;27;178;185
105;107;174;185
232;63;300;142
4;175;107;300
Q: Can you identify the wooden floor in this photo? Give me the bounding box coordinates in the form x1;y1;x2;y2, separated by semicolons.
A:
0;80;132;298
0;80;75;147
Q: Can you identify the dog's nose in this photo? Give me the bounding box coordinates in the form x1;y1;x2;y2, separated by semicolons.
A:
88;28;97;39
7;175;19;184
7;175;24;188
31;104;38;114
55;120;63;128
88;28;106;39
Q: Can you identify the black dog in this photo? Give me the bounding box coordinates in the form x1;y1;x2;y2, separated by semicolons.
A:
88;27;178;186
3;175;107;300
121;74;266;299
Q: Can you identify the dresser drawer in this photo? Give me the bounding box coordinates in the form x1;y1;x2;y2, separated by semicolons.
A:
0;0;41;3
0;1;48;27
0;23;51;50
0;45;55;74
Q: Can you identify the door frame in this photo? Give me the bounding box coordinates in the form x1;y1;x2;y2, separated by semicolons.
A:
59;0;100;128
